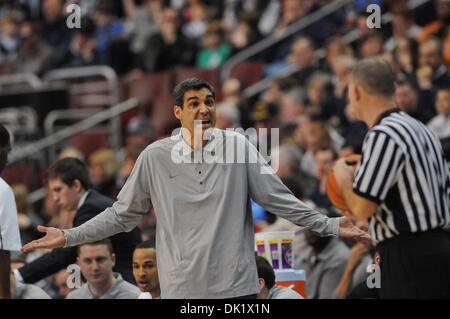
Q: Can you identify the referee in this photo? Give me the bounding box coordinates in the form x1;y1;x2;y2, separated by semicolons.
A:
334;57;450;299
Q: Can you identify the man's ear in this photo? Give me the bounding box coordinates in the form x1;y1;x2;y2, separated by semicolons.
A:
111;253;116;267
174;105;182;120
258;278;265;291
354;84;361;101
72;179;83;193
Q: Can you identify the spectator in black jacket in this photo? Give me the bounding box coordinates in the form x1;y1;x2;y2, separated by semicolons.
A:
15;158;141;285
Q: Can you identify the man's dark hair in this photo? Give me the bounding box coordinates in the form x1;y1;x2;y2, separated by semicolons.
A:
317;145;338;160
46;157;92;190
173;78;215;108
77;238;114;256
255;256;276;289
395;75;416;90
342;138;363;155
0;124;10;147
135;240;155;250
350;57;396;98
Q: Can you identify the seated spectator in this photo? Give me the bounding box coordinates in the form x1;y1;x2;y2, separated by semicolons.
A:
305;72;341;122
300;121;333;177
15;158;141;286
267;36;321;84
122;0;163;54
228;12;261;54
43;17;101;72
182;2;209;41
323;37;354;72
279;87;306;125
196;22;231;69
89;148;119;199
40;0;73;53
136;7;197;72
294;210;350;299
54;267;76;299
215;102;241;130
132;240;160;299
427;86;450;139
394;36;419;76
220;77;252;129
358;32;384;58
0;10;21;66
66;239;141;299
10;271;51;299
250;101;281;149
305;147;339;214
255;256;303;299
92;0;126;64
117;115;154;164
270;144;317;193
395;77;435;123
4;20;52;75
384;3;422;52
416;36;450;90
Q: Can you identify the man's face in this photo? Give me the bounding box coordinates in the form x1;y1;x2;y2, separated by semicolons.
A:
0;142;11;174
290;39;314;69
395;84;418;113
132;248;159;293
436;90;450;117
419;41;441;71
315;149;334;180
78;244;115;287
48;178;80;211
174;88;216;145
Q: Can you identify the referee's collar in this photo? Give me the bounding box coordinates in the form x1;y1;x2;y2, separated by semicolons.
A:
373;107;401;127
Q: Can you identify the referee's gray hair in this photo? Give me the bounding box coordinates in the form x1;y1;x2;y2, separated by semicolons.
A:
350;57;395;98
272;144;303;173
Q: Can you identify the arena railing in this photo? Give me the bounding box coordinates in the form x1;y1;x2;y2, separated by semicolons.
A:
8;97;139;204
0;73;43;91
42;65;122;152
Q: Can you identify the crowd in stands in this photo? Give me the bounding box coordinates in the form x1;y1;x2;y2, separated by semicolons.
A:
1;0;449;299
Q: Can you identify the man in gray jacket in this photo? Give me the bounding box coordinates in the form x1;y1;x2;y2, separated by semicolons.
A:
22;78;369;299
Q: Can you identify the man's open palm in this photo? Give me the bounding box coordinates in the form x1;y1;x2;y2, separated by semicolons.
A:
21;226;66;253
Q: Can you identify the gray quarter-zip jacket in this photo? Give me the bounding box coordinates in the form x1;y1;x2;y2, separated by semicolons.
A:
64;128;339;298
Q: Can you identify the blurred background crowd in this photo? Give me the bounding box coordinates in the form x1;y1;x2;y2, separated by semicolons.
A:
1;0;450;299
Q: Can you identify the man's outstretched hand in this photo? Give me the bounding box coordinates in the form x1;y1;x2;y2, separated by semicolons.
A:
21;226;66;253
338;216;371;243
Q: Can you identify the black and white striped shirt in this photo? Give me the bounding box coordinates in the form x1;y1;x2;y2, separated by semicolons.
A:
353;109;450;244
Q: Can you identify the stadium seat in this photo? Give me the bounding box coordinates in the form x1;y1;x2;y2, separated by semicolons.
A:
174;67;220;92
150;95;179;138
230;61;264;87
68;131;110;159
1;163;32;187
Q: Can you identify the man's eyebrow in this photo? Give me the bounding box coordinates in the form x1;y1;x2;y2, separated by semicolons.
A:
186;96;200;102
